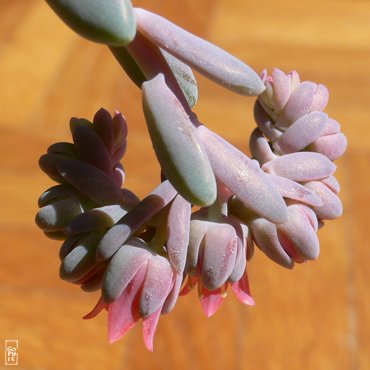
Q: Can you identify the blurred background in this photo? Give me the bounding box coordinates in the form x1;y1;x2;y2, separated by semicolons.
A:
0;0;369;369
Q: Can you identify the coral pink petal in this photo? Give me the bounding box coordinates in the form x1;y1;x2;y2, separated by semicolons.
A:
83;296;108;319
142;308;162;352
107;266;146;343
232;272;255;306
200;287;224;317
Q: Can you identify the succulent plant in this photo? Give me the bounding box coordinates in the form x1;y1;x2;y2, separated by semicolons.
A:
36;2;347;351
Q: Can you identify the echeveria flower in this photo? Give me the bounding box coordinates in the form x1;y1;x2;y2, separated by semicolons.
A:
85;237;180;351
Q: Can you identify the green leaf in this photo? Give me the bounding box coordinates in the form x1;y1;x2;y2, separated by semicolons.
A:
46;0;136;46
142;74;216;206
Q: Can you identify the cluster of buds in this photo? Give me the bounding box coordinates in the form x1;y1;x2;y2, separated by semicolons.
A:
37;1;347;351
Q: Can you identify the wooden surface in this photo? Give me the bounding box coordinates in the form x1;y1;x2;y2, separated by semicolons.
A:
0;1;369;369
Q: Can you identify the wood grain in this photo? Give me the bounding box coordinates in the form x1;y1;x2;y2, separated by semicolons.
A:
0;1;369;369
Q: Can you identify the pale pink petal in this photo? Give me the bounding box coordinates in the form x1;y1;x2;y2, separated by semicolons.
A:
142;308;162;352
200;286;224;317
232;271;255;306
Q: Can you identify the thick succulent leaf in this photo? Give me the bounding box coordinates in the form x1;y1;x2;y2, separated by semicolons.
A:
93;108;115;154
262;152;336;182
36;198;84;232
60;231;103;282
267;174;323;207
270;68;291;113
276;82;316;128
166;195;191;274
110;46;147;88
135;8;265;96
198;125;288;223
201;224;238;290
304;181;343;220
249;127;276;165
96;180;177;261
46;0;136;46
71;119;113;174
161;49;198;107
250;218;294;269
321;176;340;194
142;74;216;206
56;158;123;205
139;254;173;318
253;101;282;142
47;141;76;157
186;219;209;275
274;112;328;154
310;84;329;112
308;133;347;160
38;184;80;207
102;239;150;302
277;205;320;261
66;205;128;235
